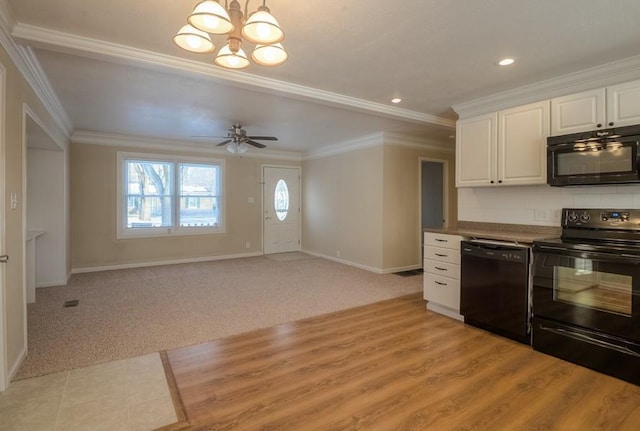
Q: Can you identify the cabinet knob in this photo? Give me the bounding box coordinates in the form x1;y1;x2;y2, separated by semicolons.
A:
597;123;602;128
498;180;503;184
490;180;495;184
609;122;614;127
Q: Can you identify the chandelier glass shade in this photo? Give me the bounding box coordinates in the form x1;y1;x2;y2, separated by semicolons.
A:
174;0;288;69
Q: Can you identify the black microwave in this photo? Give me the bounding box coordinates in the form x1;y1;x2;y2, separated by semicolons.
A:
547;124;640;186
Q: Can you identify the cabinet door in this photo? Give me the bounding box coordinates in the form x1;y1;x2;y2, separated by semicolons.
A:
455;113;497;187
606;79;640;128
551;88;606;135
424;273;460;310
498;100;550;186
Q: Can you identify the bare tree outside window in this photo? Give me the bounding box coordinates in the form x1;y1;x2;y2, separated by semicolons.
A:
123;158;220;231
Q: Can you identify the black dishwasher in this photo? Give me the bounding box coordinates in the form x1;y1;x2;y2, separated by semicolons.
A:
460;240;531;344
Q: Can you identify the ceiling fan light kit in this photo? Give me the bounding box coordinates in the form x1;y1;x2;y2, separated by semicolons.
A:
211;123;277;153
226;142;250;154
174;0;288;69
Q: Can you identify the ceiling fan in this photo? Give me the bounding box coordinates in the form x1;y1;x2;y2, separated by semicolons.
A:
212;123;278;154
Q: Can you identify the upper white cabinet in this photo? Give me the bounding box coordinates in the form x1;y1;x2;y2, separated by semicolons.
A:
551;79;640;135
456;112;497;187
550;88;604;136
607;80;640;128
456;100;549;188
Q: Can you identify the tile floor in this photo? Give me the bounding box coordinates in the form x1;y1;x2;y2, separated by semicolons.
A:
0;353;177;431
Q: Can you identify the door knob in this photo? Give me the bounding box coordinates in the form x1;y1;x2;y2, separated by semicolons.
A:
0;255;8;263
265;216;272;220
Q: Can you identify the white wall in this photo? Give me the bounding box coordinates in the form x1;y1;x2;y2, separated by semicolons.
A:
27;148;67;286
458;184;640;225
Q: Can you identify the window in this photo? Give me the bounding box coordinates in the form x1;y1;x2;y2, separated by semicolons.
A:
117;152;224;238
274;179;289;221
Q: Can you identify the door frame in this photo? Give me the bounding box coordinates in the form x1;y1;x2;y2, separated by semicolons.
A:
418;157;450;258
0;63;7;391
261;164;302;254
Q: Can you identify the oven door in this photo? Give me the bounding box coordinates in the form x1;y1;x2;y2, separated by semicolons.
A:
547;136;640;186
532;243;640;342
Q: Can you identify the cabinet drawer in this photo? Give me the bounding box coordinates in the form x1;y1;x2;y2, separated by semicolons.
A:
423;259;460;279
424;246;460;265
423;273;460;310
424;232;462;250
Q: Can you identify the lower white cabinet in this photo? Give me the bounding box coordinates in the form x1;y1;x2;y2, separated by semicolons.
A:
423;232;464;321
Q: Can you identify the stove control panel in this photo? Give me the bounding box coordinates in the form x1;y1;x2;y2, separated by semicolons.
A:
563;208;638;229
601;211;630;222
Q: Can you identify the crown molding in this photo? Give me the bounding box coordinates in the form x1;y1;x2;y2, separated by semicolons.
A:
12;23;455;129
453;54;640;119
23;103;68;151
0;0;15;32
17;45;73;134
0;2;73;137
383;132;455;154
302;133;384;161
71;130;302;162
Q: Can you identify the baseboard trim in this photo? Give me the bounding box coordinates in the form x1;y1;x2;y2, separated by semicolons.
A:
380;264;423;274
301;250;423;274
71;252;264;274
7;346;27;383
301;250;383;273
36;279;67;288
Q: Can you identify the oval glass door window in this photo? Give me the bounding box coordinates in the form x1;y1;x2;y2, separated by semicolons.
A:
274;179;289;221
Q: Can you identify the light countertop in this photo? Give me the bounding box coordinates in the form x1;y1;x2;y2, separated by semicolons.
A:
424;222;560;244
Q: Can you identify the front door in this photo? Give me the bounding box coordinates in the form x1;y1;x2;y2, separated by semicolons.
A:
263;166;300;254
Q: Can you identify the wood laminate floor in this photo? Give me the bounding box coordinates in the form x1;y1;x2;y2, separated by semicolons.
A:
165;294;640;430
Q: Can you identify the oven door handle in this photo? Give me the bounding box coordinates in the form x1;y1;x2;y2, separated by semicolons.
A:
534;244;640;263
539;325;640;358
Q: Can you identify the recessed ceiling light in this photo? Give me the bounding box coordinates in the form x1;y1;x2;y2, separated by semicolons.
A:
391;98;402;104
498;58;515;66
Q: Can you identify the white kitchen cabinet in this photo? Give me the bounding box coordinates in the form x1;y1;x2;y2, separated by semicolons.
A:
455;112;496;187
607;80;640;128
551;79;640;135
456;100;549;188
550;88;605;136
423;232;464;321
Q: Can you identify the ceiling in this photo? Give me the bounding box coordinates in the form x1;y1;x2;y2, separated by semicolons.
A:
7;0;640;155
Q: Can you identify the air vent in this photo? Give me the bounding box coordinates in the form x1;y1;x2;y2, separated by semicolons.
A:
63;299;79;308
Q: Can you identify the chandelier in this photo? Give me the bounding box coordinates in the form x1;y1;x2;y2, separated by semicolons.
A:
173;0;288;69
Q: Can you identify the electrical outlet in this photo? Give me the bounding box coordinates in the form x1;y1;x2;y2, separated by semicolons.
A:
336;250;341;258
245;241;251;249
534;209;547;221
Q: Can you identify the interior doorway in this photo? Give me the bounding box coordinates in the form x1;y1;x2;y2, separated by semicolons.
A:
263;166;301;254
419;158;449;230
422;160;444;228
419;158;448;263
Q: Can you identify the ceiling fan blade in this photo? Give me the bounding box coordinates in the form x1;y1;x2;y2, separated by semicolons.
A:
245;139;267;148
192;135;230;138
216;139;232;146
246;136;278;141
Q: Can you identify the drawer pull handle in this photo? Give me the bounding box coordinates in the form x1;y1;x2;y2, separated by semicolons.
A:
435;281;447;286
435;238;448;242
435;253;447;257
434;266;447;271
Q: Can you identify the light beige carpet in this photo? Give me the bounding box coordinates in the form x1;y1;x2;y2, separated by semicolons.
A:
17;254;421;380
